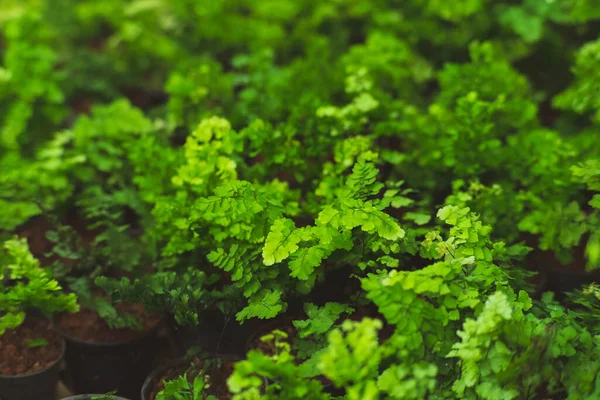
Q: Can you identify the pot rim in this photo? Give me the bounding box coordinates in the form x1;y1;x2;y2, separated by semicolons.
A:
52;313;165;347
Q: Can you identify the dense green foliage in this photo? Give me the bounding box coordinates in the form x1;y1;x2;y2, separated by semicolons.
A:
3;0;600;397
0;238;78;335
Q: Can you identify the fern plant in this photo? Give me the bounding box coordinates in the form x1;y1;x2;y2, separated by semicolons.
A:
230;204;600;399
156;374;216;400
38;99;175;330
0;237;78;335
228;330;332;400
0;10;67;153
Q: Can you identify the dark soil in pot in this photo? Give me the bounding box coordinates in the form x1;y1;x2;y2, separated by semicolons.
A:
0;318;65;400
141;356;238;400
56;303;160;342
54;303;162;400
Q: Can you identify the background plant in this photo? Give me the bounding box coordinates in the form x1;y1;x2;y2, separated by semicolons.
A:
0;237;78;334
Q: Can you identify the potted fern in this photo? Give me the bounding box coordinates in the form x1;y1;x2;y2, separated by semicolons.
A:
96;116;300;355
27;100;173;398
140;351;241;400
228;330;331;400
0;237;79;400
45;221;164;399
63;394;130;400
244;302;354;386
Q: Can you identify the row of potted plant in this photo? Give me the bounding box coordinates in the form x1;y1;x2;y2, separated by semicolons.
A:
3;0;600;399
0;234;352;399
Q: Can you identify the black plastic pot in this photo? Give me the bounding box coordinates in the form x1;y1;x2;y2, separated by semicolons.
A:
140;355;241;400
140;359;179;400
0;337;65;400
61;395;130;400
54;318;163;400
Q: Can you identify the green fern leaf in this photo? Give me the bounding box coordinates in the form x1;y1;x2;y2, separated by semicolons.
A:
236;289;284;321
262;218;302;266
288;246;330;280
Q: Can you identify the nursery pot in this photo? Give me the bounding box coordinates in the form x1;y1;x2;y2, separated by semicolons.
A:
140;355;241;400
54;318;163;400
61;396;130;400
140;359;182;400
0;337;65;400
